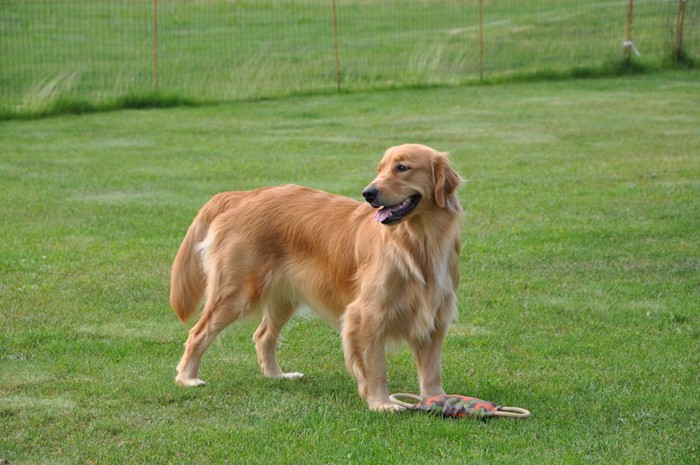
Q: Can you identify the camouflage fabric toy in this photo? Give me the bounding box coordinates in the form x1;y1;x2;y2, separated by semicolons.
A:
389;393;530;419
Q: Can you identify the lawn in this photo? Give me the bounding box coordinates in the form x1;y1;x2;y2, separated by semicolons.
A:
1;71;699;464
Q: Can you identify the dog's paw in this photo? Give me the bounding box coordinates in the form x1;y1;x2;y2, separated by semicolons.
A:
272;372;304;380
175;376;207;387
368;401;404;412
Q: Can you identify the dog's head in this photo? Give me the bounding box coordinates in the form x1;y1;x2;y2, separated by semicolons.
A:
362;144;462;225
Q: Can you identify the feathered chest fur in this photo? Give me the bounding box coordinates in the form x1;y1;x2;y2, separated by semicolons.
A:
359;222;459;341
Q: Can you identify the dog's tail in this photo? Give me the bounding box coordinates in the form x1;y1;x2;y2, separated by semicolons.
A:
170;192;241;323
170;213;208;323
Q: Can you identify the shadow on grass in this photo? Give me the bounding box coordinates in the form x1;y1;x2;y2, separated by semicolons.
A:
0;92;201;122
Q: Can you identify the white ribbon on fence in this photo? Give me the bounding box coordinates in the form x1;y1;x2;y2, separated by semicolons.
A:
623;39;641;57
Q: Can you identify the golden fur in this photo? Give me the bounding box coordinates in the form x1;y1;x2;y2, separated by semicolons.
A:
170;144;463;411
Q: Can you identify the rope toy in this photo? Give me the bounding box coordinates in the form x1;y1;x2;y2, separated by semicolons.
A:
389;393;530;420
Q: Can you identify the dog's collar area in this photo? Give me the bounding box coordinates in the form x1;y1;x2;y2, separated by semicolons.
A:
374;194;421;225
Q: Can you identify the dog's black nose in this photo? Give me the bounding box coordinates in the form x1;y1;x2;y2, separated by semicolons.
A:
362;186;378;203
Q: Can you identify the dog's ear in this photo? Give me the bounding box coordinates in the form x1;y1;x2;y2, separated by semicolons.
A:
433;154;462;211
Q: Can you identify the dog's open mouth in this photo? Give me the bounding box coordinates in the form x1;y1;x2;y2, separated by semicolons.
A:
374;194;421;225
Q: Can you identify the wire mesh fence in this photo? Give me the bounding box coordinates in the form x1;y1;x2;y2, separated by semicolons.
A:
1;0;698;116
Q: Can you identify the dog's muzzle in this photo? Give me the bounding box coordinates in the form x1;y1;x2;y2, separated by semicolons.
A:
362;187;421;225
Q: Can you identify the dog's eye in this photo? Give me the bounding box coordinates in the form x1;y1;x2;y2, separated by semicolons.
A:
396;164;410;172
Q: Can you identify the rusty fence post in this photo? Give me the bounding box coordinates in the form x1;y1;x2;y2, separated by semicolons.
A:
479;0;484;81
332;0;341;92
673;0;687;62
152;0;159;92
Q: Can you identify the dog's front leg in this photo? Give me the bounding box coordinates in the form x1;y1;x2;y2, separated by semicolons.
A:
409;325;447;399
361;338;397;411
341;310;397;411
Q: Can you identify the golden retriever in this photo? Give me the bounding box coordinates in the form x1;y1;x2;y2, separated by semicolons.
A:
170;143;462;411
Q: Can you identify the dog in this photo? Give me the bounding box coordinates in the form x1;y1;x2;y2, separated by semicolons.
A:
170;143;463;411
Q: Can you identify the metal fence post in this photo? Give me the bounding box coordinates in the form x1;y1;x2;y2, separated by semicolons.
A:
153;0;159;92
673;0;687;62
479;0;484;81
623;0;635;62
332;0;341;92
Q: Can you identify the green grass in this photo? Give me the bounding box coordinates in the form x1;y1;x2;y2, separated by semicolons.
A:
1;72;699;464
2;0;698;118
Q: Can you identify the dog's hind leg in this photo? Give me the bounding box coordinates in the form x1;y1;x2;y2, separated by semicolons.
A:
175;291;251;387
253;298;303;380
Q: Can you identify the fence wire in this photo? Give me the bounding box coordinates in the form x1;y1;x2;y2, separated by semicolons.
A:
1;1;698;115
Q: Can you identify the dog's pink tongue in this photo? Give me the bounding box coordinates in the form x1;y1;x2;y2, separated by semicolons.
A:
374;207;393;223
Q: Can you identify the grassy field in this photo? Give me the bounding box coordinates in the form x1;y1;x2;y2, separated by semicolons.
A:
1;71;699;464
2;0;696;118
